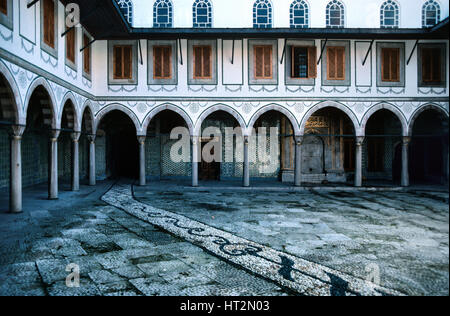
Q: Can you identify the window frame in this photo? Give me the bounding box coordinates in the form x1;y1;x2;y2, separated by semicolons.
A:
193;45;213;79
153;45;173;80
417;43;446;88
380;47;400;82
326;0;345;29
290;0;309;29
108;40;138;85
193;0;213;28
65;14;77;71
253;45;273;80
376;42;405;87
116;0;133;25
0;0;12;30
188;39;217;85
253;0;273;29
153;0;173;28
380;0;400;29
82;30;93;80
248;39;278;85
40;0;58;58
422;0;441;28
285;39;317;86
148;40;178;85
321;40;350;86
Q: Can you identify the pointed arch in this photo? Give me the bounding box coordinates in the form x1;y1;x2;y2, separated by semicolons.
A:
408;103;449;136
94;103;141;135
248;104;301;136
0;61;23;125
360;103;408;137
300;101;360;136
194;104;246;137
142;103;194;136
24;77;58;129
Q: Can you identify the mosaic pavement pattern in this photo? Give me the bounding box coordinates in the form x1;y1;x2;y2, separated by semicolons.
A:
102;183;404;296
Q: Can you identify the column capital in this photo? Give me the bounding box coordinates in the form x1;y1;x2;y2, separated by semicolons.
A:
355;136;365;146
50;130;60;142
295;136;304;146
11;125;25;139
191;135;199;145
402;136;412;145
137;136;146;145
244;135;249;145
71;132;81;142
87;134;96;143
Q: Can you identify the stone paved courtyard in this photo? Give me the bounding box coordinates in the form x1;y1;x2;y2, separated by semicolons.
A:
0;180;448;296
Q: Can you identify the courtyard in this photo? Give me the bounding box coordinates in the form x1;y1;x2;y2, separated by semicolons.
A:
0;181;448;296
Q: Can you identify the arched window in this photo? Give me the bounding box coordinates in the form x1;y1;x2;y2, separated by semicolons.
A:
253;0;272;28
290;0;309;28
380;0;399;28
193;0;212;28
326;0;344;28
153;0;173;28
422;0;441;28
115;0;133;24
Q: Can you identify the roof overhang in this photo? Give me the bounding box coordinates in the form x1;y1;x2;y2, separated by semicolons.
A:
60;1;449;41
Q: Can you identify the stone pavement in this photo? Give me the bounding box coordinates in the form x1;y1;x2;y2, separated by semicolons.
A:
0;180;448;296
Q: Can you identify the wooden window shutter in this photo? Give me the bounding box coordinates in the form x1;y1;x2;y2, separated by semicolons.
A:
307;46;317;78
113;46;123;79
254;46;264;78
327;47;336;80
431;48;441;82
83;35;91;74
154;47;163;78
163;47;171;78
381;48;390;81
263;46;272;78
423;48;441;83
43;0;55;48
193;46;203;78
0;0;7;15
66;28;75;63
391;48;399;81
123;46;132;79
203;46;211;78
336;47;345;80
382;48;400;82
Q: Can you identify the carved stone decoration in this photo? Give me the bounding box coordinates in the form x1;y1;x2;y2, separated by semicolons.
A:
306;116;328;128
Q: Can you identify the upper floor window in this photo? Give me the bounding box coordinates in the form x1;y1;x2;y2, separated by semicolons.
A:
43;0;56;49
381;47;400;82
116;0;133;24
327;46;345;80
326;0;344;28
83;33;92;77
254;45;273;79
380;0;399;28
193;0;212;28
153;0;173;28
418;44;446;87
113;45;133;80
291;46;316;79
253;0;272;28
0;0;12;29
290;0;309;28
422;0;440;28
153;46;172;79
193;46;212;79
65;25;76;66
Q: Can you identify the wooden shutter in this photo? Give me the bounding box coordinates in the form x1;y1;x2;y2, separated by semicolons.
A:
154;46;163;78
254;46;264;78
193;46;203;78
163;47;172;78
123;46;132;79
381;48;400;82
203;46;211;78
66;28;75;64
254;45;272;79
307;46;317;78
327;47;345;80
43;0;55;48
422;48;441;83
113;46;123;79
0;0;7;15
83;35;91;75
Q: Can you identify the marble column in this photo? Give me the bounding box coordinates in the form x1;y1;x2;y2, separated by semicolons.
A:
71;132;81;191
243;136;250;187
401;137;411;187
191;136;199;187
87;135;96;186
355;136;364;187
138;136;146;186
10;125;25;213
49;130;60;200
294;136;303;187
